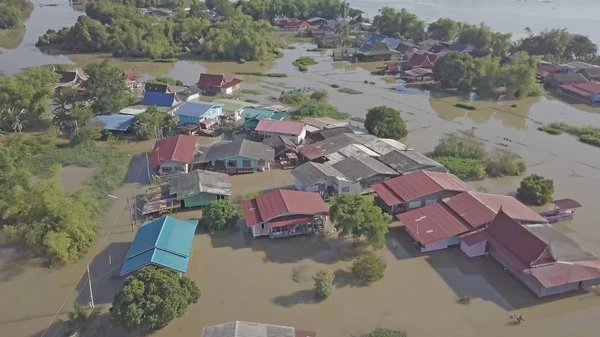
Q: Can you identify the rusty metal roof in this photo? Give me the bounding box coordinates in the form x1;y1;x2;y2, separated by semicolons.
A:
398;203;472;245
255;119;305;136
241;190;328;226
551;198;582;210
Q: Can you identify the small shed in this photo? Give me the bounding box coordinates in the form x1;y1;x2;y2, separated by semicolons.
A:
95;114;136;132
120;216;198;276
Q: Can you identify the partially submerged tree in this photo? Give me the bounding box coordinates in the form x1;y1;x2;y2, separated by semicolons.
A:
133;105;176;140
516;174;554;206
364;106;408;140
83;60;134;115
352;253;386;284
313;269;335;300
109;267;201;333
329;194;391;249
203;199;238;233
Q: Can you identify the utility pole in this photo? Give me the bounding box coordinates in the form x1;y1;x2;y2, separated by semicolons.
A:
87;265;95;309
127;197;134;232
145;152;151;182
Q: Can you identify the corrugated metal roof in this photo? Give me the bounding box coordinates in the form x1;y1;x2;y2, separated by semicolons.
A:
120;216;198;275
142;91;177;107
443;192;497;228
337;144;380;158
213;99;259;113
377;150;444;174
255;119;305;136
398;203;472;245
299;133;377;160
201;321;298;337
150;135;197;167
241;190;328;226
95;114;136;131
552;198;582;210
469;191;548;223
168;170;231;199
292;162;346;186
332;156;397;181
175;101;221;118
195;139;274;163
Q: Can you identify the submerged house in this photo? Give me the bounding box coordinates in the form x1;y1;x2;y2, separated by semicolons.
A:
254;119;306;145
122;68;138;88
355;42;400;62
241;189;329;238
372;170;469;214
168;170;231;208
195;139;274;174
120;216;198;276
197;73;242;95
149;135;197;175
241;108;286;130
557;81;600;103
212;99;259;120
55;68;87;91
174;101;223;127
544;73;588;89
376;149;446;175
201;321;316;337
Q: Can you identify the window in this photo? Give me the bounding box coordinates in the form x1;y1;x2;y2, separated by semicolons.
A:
242;160;252;168
409;200;421;209
425;197;437;206
261;223;265;229
341;187;350;193
227;160;237;167
162;166;172;173
217;195;226;200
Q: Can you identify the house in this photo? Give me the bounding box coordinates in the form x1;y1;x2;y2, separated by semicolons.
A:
325;143;380;163
174;101;223;127
387;62;400;74
478;210;600;298
119;105;147;115
316;34;341;48
545;72;589;89
558;81;600;103
212;99;259;120
278;19;310;31
145;82;170;93
376;149;446;174
418;39;446;52
396;191;548;252
402;67;433;82
168;170;231;208
293;155;398;197
201;321;316;337
119;216;198;276
355;42;400;62
241;189;329;238
449;42;474;53
536;64;560;80
142;91;179;107
197;73;243;95
262;136;297;160
195;139;274;174
307;126;354;142
149;135;197;175
558;61;597;73
299;133;377;162
241;108;286;130
55;68;87;90
578;66;600;81
307;17;328;26
95;114;136;133
401;51;439;70
254;119;306;145
173;86;202;102
362;34;385;46
372;170;469;214
302;116;348;133
122;68;138;88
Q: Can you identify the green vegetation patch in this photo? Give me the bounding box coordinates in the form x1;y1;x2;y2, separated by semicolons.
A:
240;88;263;95
337;87;363;94
431;156;486;181
280;92;349;120
547;122;600;147
580;134;600;147
537;126;562;135
454;102;476;110
293;56;318;72
235;72;288;78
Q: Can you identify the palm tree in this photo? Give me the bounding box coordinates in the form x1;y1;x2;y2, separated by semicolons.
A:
1;107;26;133
67;305;88;336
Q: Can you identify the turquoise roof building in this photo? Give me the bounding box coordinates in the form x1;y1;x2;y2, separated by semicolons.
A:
120;216;198;276
241;108;286;130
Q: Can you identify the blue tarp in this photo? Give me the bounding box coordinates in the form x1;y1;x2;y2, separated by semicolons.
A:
174;101;219;118
95;114;136;131
120;216;198;276
142;91;176;107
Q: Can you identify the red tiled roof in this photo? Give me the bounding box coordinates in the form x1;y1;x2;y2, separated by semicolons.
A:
149;135;197;167
468;191;547;223
255;119;305;136
552;198;582;210
282;20;309;28
372;170;469;206
122;68;137;81
267;215;315;228
242;189;328;227
560;84;593;97
485;209;549;267
197;73;243;88
398;203;472;245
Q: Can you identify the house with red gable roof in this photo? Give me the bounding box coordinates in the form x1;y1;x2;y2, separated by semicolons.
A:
241;189;329;238
122;68;138;88
254;119;307;145
372;170;469;214
197;73;243;95
401;51;440;70
149;135;197;176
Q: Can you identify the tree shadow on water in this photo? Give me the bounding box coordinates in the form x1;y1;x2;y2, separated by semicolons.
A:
333;268;363;289
272;289;320;308
0;245;39;283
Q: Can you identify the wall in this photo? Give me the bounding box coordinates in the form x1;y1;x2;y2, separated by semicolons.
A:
178;105;223;126
331;178;361;195
159;161;189;174
183;193;227;208
396;190;463;213
422;237;449;252
592;93;600;102
251;223;270;237
296;178;326;192
538;282;580;298
460;240;487;257
582;278;600;288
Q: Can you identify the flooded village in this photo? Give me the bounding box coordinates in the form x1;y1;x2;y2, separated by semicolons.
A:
3;1;600;337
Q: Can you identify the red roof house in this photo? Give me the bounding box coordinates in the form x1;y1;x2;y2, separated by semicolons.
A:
122;68;137;81
401;51;439;70
255;119;306;145
149;135;197;175
558;81;600;103
279;19;310;30
241;189;329;238
197;73;243;95
372;170;469;214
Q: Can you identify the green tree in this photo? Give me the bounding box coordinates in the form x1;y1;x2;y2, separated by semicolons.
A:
458;23;512;56
329;194;391;249
313;268;334;299
373;7;425;42
472;54;502;95
433;52;476;90
502;52;540;98
152;76;184;86
202;199;239;233
133;105;176;140
0;3;21;29
366;328;407;337
309;90;328;102
109;267;201;333
352;253;386;284
364;106;407;140
432;133;487;159
84;60;134;115
516;174;554;206
427;18;461;41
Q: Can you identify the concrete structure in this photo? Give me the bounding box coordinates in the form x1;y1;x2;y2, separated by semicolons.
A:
149;135;197;175
195;139;274;174
120;216;198;276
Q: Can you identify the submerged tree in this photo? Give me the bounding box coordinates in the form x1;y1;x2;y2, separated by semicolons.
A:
516;174;554;206
352;253;386;284
313;268;335;300
84;60;135;115
364;106;408;140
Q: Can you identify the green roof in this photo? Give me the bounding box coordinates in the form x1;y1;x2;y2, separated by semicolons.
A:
213;99;259;113
357;42;399;56
120;216;198;276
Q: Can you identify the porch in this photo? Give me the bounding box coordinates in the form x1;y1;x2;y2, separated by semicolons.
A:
267;215;325;239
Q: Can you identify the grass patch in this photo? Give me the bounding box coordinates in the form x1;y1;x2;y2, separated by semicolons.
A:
234;72;288;78
370;69;386;76
454;102;476;110
431;156;486;181
580;134;600;147
337;87;363;95
307;48;324;52
547;122;600;147
537;126;562;135
331;83;340;88
30;141;130;210
293;56;318;72
240;89;263;95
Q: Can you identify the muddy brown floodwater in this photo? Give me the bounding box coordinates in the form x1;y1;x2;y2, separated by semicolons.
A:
4;45;600;337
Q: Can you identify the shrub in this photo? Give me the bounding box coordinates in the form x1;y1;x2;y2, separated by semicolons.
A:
364;80;369;83
289;100;349;120
310;90;328;101
307;48;323;52
516;174;554;206
432;156;486;181
203;200;239;233
337;87;363;94
350;116;366;123
238;58;246;64
510;104;517;107
313;269;335;299
580;134;600;147
454;102;476;110
538;126;562;135
458;295;472;305
364;106;408;140
293;56;318;71
352;253;386;284
298;65;308;72
548;122;600;138
366;329;407;337
432;133;487;160
485;152;526;178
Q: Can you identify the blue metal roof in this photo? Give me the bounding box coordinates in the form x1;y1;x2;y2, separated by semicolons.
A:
381;37;402;49
142;91;177;107
174;101;220;118
363;34;385;46
120;216;198;276
95;114;136;131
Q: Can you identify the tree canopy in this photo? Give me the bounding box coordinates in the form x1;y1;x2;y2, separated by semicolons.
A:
133;105;176;140
516;174;554;206
352;253;386;284
516;28;598;64
313;268;334;299
202;199;239;233
0;0;29;29
427;18;462;42
109;267;201;333
329;194;391;249
239;0;359;21
364;106;407;140
83;60;135;115
373;7;425;42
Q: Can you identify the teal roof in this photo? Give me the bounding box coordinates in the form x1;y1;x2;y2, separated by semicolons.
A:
120;216;198;276
241;108;286;121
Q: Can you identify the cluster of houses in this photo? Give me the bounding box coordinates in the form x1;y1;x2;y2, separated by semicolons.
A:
538;60;600;103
